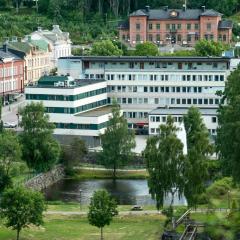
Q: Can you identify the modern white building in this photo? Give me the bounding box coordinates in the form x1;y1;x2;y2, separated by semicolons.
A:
25;75;111;146
148;107;217;152
58;56;230;132
30;25;72;68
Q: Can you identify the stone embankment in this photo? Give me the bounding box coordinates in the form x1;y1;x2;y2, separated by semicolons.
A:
25;165;65;191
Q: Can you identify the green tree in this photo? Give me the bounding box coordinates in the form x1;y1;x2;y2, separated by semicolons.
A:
183;107;213;207
0;130;22;176
88;189;118;240
144;116;186;211
195;39;228;57
19;102;60;173
0;186;46;240
0;167;12;194
134;42;159;56
217;67;240;183
100;100;135;179
62;137;87;170
90;40;123;56
0;97;3;133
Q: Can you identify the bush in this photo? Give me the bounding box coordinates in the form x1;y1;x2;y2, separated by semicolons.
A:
206;177;233;197
197;193;210;205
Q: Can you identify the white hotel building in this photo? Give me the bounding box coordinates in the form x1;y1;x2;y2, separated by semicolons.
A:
25;75;111;146
58;56;230;135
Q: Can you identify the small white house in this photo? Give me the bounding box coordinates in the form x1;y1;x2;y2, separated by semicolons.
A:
30;25;72;68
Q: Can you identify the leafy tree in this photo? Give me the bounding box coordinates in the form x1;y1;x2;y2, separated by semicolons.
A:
135;42;159;56
217;67;240;183
62;137;87;170
0;130;22;176
0;167;12;194
19;102;60;173
0;97;3;133
90;40;123;56
144;116;186;211
100;100;135;179
0;186;46;240
183;107;213;207
88;189;118;240
195;39;228;57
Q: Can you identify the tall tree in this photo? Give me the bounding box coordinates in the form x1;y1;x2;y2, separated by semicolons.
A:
0;186;45;240
100;100;135;179
91;40;123;56
88;189;118;240
0;130;22;176
144;116;186;211
19;102;60;173
183;107;213;207
217;67;240;183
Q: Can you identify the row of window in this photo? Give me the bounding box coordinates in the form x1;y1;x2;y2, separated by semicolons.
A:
106;74;225;82
0;79;19;93
116;97;220;105
150;115;217;123
109;85;222;94
45;99;107;114
0;66;23;77
26;88;107;101
27;57;49;68
54;121;108;130
150;127;217;135
136;23;203;31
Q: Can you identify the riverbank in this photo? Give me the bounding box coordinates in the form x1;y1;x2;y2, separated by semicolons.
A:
71;167;148;180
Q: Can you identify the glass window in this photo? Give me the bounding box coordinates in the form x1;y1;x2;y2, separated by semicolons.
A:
207;23;211;31
136;23;140;30
149;23;153;30
187;23;191;30
156;23;160;30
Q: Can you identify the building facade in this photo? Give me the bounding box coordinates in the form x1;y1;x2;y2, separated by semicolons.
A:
118;6;233;47
58;56;231;131
7;38;51;85
0;46;24;103
30;25;72;68
25;76;111;147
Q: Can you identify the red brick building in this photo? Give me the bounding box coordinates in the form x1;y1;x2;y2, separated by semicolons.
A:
0;45;24;103
119;6;233;47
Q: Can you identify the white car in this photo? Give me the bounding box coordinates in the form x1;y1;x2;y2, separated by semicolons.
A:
3;122;17;128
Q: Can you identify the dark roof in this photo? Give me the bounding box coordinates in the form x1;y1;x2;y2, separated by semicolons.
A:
130;8;222;20
59;56;230;63
118;21;129;29
0;48;22;62
218;20;233;29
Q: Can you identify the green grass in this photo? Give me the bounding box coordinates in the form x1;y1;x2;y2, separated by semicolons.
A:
0;214;165;240
72;168;148;180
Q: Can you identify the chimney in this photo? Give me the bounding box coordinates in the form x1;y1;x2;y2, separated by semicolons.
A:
163;6;168;11
201;6;206;12
145;5;150;13
37;27;42;32
183;4;186;11
3;43;8;53
53;25;60;31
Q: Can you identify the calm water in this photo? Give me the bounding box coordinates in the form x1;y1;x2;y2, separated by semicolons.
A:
44;179;187;206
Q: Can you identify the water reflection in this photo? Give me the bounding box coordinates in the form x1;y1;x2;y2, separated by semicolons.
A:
44;179;187;206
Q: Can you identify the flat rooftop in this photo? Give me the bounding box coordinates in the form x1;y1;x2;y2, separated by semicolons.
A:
149;107;217;116
76;105;112;117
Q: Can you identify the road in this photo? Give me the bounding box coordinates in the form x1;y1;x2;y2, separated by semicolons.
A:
1;96;25;126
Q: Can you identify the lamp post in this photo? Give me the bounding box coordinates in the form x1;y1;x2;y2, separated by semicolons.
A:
79;189;82;211
227;190;231;209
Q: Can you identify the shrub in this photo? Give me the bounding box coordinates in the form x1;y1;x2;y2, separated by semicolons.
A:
206;177;233;197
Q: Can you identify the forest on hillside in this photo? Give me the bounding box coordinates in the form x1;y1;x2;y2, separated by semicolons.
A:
0;0;240;44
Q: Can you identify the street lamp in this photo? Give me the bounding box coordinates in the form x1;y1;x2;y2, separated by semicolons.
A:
79;189;83;211
227;190;231;209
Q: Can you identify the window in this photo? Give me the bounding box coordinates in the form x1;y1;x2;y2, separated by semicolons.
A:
207;23;211;31
129;62;134;69
148;34;153;41
212;117;217;123
187;23;191;30
223;35;227;41
149;23;153;30
177;34;182;42
166;24;170;30
136;34;141;42
195;24;199;30
156;23;160;30
136;23;140;30
156;34;160;41
177;24;181;30
187;34;191;42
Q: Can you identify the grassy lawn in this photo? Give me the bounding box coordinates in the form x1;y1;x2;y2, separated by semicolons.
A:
72;168;148;180
0;214;165;240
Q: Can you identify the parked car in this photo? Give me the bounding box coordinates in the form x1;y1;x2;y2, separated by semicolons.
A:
3;122;17;128
130;205;143;211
